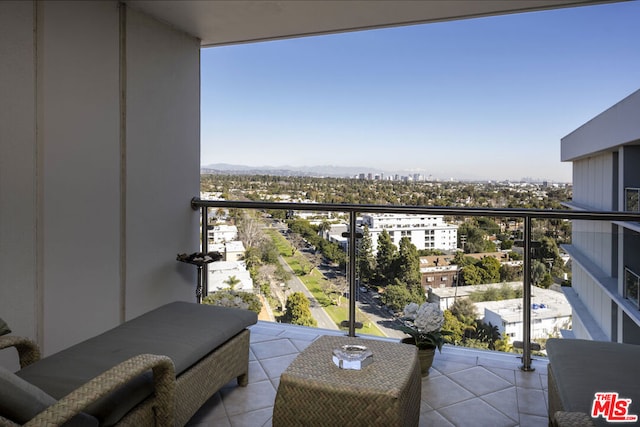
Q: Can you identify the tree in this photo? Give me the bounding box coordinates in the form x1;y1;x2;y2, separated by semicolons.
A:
540;272;554;288
357;225;376;285
452;251;474;267
375;230;397;285
396;237;423;298
443;310;466;345
537;236;561;262
531;260;548;287
536;236;564;279
461;264;482;285
288;232;304;255
479;256;501;284
306;251;324;274
274;263;291;283
243;246;262;271
476;217;501;235
224;275;241;290
283;292;317;326
499;264;522;282
470;283;523;302
203;290;262;314
317;219;331;236
330;275;349;306
259;239;279;264
500;239;514;250
383;283;414;312
476;321;501;350
449;298;478;326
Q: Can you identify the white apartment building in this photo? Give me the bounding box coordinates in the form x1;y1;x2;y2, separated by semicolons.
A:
429;282;522;311
208;240;246;262
478;288;572;342
361;213;458;254
323;224;348;251
208;225;238;243
561;88;640;343
428;282;572;341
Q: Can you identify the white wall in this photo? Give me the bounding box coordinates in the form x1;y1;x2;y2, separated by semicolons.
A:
572;155;613;210
40;0;121;354
124;7;200;319
0;1;38;361
571;266;611;340
571;155;614;276
561;89;640;162
0;1;200;357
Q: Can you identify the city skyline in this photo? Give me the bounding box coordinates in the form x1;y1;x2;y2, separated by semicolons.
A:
201;1;640;182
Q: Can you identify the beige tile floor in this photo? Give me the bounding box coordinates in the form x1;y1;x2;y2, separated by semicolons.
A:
186;321;549;427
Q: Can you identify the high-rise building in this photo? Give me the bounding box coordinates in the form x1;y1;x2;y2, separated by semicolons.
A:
561;89;640;343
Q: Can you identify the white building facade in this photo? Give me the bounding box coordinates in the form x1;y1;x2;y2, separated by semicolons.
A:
561;88;640;344
361;213;458;253
208;225;238;243
478;289;572;342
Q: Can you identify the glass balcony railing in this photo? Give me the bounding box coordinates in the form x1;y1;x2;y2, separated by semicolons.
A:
191;197;640;371
625;187;640;212
625;267;640;310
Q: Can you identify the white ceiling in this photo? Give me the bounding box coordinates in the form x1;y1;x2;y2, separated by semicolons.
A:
125;0;620;47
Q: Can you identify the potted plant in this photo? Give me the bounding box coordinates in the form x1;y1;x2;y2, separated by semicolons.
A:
401;302;451;376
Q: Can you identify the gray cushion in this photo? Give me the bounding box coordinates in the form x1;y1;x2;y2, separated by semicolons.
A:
17;301;257;426
0;317;10;336
547;338;640;426
0;365;97;426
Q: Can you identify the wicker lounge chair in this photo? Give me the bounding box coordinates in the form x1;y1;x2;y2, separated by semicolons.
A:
0;302;257;426
547;338;640;427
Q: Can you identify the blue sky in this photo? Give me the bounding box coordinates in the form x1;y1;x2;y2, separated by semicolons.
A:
201;1;640;182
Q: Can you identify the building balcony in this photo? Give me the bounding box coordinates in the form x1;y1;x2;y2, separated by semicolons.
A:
187;322;550;427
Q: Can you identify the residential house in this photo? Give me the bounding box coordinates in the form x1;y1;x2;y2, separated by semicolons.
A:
208;224;238;243
207;261;254;293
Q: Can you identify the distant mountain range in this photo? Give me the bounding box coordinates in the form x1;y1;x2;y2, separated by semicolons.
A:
201;163;387;178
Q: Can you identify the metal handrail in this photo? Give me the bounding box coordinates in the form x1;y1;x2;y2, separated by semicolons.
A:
192;198;640;222
192;197;640;371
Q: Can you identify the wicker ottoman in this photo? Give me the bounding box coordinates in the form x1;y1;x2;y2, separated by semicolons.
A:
273;335;421;426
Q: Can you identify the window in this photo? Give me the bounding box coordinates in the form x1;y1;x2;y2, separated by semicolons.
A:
626;188;640;212
625;267;640;309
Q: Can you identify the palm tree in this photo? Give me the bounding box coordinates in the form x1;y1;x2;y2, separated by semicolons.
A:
224;275;241;290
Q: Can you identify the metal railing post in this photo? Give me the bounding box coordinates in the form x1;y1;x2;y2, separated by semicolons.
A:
521;215;534;371
201;206;209;300
347;211;358;337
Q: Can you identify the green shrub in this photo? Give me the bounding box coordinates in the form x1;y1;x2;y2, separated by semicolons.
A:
203;290;262;314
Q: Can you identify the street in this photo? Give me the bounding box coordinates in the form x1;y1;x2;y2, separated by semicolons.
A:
278;257;339;330
268;219;408;338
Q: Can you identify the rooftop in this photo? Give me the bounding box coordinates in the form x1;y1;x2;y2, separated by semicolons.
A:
476;291;572;323
187;322;550;427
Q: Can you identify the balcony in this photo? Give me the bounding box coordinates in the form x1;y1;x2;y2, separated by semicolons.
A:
180;198;640;426
187;322;550;427
2;2;639;426
193;198;640;354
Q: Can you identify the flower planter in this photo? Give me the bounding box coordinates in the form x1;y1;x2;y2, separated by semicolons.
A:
401;337;436;376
